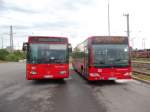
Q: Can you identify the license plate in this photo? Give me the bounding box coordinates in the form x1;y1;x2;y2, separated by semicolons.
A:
109;77;117;80
44;75;53;78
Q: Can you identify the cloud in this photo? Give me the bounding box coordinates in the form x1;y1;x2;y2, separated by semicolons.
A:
32;20;78;29
13;25;32;29
0;0;38;14
0;0;5;11
7;5;38;13
62;0;93;10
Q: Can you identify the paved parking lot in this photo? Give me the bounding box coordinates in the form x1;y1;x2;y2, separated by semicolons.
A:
0;62;150;112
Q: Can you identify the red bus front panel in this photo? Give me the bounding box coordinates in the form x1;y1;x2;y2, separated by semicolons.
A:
88;67;132;81
26;64;69;80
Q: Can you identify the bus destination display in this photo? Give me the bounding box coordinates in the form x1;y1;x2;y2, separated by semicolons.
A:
30;37;67;43
92;36;128;44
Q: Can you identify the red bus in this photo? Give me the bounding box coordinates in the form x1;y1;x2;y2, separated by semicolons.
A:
23;36;71;80
72;36;132;81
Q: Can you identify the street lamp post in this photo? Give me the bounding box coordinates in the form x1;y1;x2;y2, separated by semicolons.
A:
130;37;135;49
108;0;111;36
123;14;130;38
1;36;4;49
142;38;146;50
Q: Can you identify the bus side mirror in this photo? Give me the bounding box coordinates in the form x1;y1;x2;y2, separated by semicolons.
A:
68;43;72;53
129;46;132;51
22;42;29;51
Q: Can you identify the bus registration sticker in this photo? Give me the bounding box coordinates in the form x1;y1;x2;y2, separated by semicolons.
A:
44;75;53;78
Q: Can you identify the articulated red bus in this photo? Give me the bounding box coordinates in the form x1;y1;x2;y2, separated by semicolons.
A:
72;36;132;81
23;36;71;80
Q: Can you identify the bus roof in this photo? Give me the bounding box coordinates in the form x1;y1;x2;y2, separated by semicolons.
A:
88;36;128;39
28;36;68;43
28;36;68;39
74;36;128;49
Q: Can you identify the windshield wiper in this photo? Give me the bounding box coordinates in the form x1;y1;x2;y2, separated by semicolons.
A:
113;64;129;67
95;60;105;64
115;59;128;62
48;58;66;63
115;59;122;62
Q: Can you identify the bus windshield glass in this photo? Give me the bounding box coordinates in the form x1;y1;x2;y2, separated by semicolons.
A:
93;44;129;67
27;44;68;64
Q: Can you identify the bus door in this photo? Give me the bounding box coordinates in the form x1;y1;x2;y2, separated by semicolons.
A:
84;46;89;77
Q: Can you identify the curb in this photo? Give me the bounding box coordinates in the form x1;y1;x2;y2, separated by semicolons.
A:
132;75;150;84
132;61;150;64
133;71;150;76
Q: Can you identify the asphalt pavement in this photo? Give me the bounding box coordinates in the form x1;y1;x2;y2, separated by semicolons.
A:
0;62;150;112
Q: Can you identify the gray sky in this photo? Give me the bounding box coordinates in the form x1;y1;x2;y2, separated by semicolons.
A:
0;0;150;49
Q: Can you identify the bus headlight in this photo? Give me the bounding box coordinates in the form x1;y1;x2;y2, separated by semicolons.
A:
30;71;37;75
60;71;67;75
90;73;100;77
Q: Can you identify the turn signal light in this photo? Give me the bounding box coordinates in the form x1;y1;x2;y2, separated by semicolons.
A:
90;73;100;77
30;71;37;75
60;71;67;75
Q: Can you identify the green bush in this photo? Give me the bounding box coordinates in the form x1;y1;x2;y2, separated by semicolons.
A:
5;53;18;61
0;49;9;60
0;49;25;62
13;50;25;59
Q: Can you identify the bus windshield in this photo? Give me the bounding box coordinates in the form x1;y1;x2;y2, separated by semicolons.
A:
27;44;68;64
93;44;129;67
